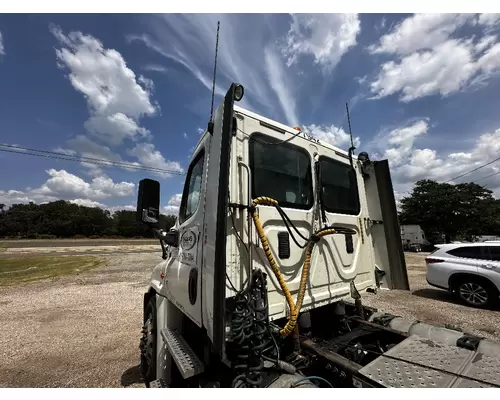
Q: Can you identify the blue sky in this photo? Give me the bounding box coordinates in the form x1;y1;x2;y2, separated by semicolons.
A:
1;13;500;214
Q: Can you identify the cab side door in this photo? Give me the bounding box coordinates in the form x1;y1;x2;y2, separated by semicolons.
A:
164;144;208;327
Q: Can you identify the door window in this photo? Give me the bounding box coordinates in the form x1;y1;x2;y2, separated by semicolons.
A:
319;156;360;215
179;150;205;224
487;246;500;261
446;246;488;260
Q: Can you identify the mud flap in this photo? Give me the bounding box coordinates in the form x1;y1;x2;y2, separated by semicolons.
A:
373;160;409;291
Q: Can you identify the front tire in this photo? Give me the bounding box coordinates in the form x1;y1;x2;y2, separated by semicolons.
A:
140;295;157;387
452;276;498;309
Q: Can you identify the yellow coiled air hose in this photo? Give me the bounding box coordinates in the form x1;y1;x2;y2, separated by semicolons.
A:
250;196;337;337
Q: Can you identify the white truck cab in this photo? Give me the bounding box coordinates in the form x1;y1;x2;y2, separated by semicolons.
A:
136;83;500;389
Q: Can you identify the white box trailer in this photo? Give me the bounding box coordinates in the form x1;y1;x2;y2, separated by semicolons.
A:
401;224;429;247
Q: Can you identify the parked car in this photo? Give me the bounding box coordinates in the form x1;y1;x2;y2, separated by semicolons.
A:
425;242;500;309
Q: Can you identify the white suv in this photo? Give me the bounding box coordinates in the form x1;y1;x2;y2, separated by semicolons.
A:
426;242;500;309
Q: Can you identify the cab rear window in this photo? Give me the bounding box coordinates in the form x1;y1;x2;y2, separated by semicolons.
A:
249;133;313;210
319;156;360;215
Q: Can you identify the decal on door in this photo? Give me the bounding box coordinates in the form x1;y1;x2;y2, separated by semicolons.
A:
179;227;198;266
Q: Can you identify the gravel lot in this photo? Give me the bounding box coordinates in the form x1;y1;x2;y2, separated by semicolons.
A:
0;239;157;248
0;250;499;387
0;251;161;388
362;253;500;341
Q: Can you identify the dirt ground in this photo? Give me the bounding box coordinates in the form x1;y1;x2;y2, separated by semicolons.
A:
0;252;158;388
0;250;499;388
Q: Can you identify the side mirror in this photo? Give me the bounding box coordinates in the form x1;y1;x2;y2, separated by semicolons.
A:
137;178;160;225
163;230;179;247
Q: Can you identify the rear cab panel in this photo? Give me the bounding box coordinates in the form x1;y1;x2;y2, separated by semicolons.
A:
226;106;380;320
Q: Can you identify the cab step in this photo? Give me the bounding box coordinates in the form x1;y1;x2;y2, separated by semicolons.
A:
160;327;204;379
149;378;167;388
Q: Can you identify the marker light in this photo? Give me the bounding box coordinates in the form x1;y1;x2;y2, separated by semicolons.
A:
293;126;302;131
234;84;244;102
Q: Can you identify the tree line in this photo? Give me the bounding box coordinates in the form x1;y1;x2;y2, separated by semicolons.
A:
399;179;500;244
0;200;177;239
1;179;498;242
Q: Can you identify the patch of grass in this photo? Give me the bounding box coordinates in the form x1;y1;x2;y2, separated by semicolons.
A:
0;255;104;286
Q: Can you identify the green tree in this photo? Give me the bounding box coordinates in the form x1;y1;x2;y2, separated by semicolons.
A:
159;214;177;231
0;200;176;239
400;179;500;244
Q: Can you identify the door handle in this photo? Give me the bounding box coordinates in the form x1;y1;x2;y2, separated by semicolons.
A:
481;264;495;269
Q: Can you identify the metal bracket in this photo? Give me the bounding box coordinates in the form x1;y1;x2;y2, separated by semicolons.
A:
457;334;482;352
374;267;386;287
365;218;383;230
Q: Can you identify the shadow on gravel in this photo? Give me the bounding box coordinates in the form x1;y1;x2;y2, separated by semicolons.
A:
412;288;459;304
412;288;500;311
121;365;144;387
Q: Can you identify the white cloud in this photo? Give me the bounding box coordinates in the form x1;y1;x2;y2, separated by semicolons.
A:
69;198;106;208
53;147;77;156
0;191;137;213
369;14;473;56
64;135;122;177
127;143;184;178
84;113;151;146
304;124;361;149
127;14;271;115
382;120;429;166
34;169;135;200
143;64;168;73
379;122;500;198
478;13;500;28
129;14;358;126
281;13;361;71
126;31;227;99
163;193;182;215
183;133;188;139
475;35;497;53
369;13;500;102
0;190;56;208
0;31;5;56
67;135;121;162
107;204;136;214
0;169;135;208
51;25;157;146
264;46;298;126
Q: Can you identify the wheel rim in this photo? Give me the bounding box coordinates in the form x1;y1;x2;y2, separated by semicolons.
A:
459;282;488;305
140;313;155;373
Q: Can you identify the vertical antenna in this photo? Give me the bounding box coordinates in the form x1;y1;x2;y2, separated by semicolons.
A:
346;102;355;168
207;21;220;134
346;102;355;152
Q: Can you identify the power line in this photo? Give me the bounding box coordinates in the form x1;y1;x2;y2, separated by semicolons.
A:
472;170;500;184
0;144;186;176
444;155;500;183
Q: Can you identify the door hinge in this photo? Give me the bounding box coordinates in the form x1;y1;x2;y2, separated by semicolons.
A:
365;218;383;229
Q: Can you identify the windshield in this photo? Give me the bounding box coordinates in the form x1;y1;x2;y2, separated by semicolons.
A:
249;133;313;210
